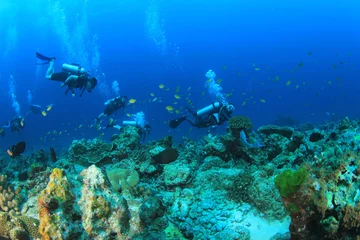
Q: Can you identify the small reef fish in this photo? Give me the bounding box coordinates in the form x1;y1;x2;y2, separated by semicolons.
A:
50;147;57;162
159;84;165;89
7;141;26;159
129;99;137;104
166;106;174;111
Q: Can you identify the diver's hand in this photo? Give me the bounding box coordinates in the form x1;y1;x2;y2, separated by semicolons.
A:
61;83;65;88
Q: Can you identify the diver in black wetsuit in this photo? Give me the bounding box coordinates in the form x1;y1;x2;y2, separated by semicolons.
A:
28;104;53;116
96;96;128;123
169;102;234;133
102;119;151;141
1;116;25;136
36;52;97;97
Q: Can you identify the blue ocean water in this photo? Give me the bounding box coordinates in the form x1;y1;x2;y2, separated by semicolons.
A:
0;0;358;152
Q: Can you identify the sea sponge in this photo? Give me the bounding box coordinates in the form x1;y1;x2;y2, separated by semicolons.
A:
274;167;308;198
38;168;74;240
107;168;140;192
228;116;253;139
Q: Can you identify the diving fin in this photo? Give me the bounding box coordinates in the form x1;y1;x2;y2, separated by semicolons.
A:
169;116;187;129
36;52;55;65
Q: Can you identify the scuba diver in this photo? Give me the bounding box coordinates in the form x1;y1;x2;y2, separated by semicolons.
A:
169;102;235;133
28;104;53;117
36;52;97;97
1;116;25;137
100;118;151;141
96;96;128;123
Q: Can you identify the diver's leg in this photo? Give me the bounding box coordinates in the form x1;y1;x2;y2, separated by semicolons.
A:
186;107;197;118
45;60;55;79
185;118;196;127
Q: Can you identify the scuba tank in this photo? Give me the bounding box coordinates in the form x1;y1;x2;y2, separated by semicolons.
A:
62;63;87;75
122;121;138;127
196;102;221;117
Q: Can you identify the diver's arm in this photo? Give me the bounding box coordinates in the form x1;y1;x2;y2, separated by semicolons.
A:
80;87;86;97
64;75;78;85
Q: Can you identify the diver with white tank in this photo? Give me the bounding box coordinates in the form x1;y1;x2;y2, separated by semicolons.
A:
169;101;235;133
36;52;97;97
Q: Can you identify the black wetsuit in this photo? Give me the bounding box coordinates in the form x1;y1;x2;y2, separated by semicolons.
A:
138;124;151;141
103;97;127;116
8;117;25;132
51;72;90;96
187;104;232;128
50;72;71;82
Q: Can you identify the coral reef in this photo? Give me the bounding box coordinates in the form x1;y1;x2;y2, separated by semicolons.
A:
4;115;360;239
0;211;41;240
228;115;253;138
37;168;77;240
79;165;130;239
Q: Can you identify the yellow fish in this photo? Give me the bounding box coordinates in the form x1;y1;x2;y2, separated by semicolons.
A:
254;68;260;71
260;99;266;103
159;84;165;89
166;106;174;111
286;81;291;86
187;87;191;91
46;104;53;111
174;94;181;99
150;93;155;97
175;110;181;114
126;113;132;117
216;79;222;84
41;111;47;117
129;99;137;104
242;101;247;106
78;124;83;129
175;86;180;92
